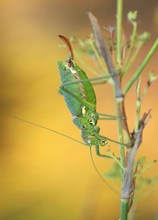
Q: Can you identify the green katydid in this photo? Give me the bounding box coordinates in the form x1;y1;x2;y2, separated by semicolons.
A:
57;35;124;155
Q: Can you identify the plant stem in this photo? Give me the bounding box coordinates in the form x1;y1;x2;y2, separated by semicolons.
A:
116;0;123;67
123;38;158;95
114;89;125;180
116;1;131;219
122;22;139;76
133;160;157;178
88;12;132;186
122;40;144;76
134;99;141;132
120;199;129;220
107;148;125;170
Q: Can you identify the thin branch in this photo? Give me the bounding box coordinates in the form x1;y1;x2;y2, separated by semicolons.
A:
88;11;123;98
123;38;158;95
121;110;151;199
116;0;123;67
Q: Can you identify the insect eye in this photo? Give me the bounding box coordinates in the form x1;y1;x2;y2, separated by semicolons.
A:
81;125;86;130
101;140;105;146
87;140;91;144
89;119;94;125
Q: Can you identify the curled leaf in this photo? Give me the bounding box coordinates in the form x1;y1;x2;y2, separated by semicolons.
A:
127;11;138;23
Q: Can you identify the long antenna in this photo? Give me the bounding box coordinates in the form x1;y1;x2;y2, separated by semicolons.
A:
6;113;86;146
5;111;120;193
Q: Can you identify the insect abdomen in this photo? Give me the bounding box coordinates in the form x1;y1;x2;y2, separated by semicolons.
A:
58;61;96;116
58;61;84;116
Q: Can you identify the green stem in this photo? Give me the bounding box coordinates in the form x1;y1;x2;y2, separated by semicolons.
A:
128;205;136;220
123;41;143;75
116;0;123;67
123;38;158;95
122;22;137;75
116;1;129;219
107;149;125;170
134;99;141;132
134;160;157;177
114;87;125;180
120;199;129;220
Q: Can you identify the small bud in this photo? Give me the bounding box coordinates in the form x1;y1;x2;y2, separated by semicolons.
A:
138;32;151;42
105;26;116;34
127;11;138;23
148;71;157;84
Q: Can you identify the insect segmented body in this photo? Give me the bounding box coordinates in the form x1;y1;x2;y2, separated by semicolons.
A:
58;35;106;147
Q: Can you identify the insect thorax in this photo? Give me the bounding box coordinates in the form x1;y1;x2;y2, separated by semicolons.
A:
72;105;98;128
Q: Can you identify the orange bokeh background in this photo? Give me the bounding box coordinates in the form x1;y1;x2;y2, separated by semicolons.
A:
0;0;158;219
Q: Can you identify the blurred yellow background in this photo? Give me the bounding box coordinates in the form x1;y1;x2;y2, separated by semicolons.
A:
0;0;158;219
